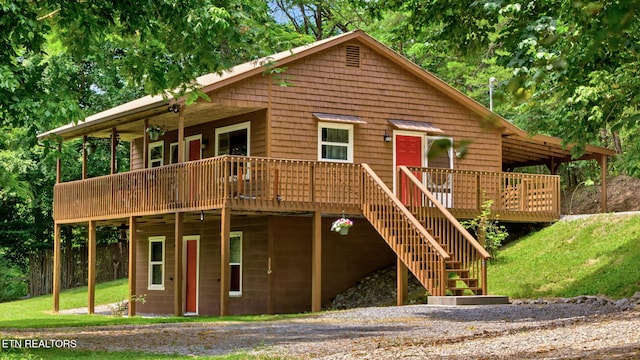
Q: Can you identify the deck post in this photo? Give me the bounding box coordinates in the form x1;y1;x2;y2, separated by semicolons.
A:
311;211;322;312
397;257;408;306
110;127;117;174
56;142;62;184
53;223;61;313
174;212;184;316
143;119;149;169
88;220;97;314
220;206;231;316
82;135;87;179
128;216;137;316
599;155;608;213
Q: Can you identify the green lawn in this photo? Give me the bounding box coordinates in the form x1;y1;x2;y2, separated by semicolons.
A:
0;279;301;329
488;213;640;299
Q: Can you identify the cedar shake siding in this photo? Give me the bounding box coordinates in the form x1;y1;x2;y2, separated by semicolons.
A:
130;40;502;185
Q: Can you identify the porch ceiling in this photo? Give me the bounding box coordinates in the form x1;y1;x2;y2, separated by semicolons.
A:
44;102;265;142
502;133;616;169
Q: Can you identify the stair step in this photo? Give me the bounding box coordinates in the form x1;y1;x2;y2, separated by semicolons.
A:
447;278;478;285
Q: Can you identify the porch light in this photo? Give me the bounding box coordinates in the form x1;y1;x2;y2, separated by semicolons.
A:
168;104;180;113
200;210;204;221
383;129;392;142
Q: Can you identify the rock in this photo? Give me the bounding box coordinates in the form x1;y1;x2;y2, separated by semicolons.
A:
324;265;426;310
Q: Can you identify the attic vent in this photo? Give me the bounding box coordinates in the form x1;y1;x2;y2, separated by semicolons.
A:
345;45;360;67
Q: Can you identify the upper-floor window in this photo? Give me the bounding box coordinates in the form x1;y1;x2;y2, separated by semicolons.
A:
215;122;250;156
148;141;164;168
318;122;353;163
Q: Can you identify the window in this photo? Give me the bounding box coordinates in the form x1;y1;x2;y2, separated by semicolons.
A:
148;236;165;290
229;231;242;296
148;141;164;168
215;122;250;156
318;122;353;162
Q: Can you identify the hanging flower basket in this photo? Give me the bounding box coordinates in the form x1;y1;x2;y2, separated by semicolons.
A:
147;125;166;141
331;217;353;235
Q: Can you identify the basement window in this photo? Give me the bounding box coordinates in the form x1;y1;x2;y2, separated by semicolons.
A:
230;231;243;297
148;236;165;290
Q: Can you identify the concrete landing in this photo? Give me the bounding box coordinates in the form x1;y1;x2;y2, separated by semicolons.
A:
428;295;510;306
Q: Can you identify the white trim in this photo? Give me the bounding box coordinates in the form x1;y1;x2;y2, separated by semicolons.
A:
148;236;166;290
229;231;243;297
215;121;251;156
170;134;203;164
148;141;164;168
183;235;200;315
426;136;454;169
317;121;354;163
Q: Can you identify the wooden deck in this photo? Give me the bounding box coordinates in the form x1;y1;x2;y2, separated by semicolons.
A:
54;156;560;224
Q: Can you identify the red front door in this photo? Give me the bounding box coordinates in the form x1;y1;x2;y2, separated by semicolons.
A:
185;239;198;313
396;135;423;204
188;138;201;161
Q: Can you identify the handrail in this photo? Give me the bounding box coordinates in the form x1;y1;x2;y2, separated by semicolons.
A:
399;166;490;259
361;164;450;259
405;166;561;219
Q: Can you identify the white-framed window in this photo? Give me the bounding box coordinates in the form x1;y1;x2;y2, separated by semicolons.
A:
215;122;250;156
318;122;353;162
148;236;165;290
148;141;164;168
229;231;243;297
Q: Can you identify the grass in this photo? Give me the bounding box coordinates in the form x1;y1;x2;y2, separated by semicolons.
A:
488;213;640;299
0;278;304;329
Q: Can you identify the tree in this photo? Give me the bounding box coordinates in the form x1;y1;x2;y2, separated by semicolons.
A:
0;0;311;272
380;0;640;162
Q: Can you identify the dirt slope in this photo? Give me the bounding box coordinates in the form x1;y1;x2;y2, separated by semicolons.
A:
561;175;640;215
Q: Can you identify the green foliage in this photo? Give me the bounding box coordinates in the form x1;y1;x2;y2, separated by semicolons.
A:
0;255;27;302
462;200;508;260
489;214;640;299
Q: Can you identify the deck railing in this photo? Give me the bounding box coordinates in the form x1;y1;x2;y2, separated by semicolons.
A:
54;156;362;222
398;166;490;294
54;158;561;223
404;166;561;222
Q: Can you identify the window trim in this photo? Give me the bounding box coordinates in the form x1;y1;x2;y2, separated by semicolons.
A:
215;121;251;156
229;231;243;297
148;141;164;168
148;236;166;290
317;121;354;163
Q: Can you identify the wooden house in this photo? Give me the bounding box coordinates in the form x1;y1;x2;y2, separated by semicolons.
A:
39;30;615;316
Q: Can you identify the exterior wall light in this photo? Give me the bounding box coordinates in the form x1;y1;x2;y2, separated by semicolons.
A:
383;129;392;142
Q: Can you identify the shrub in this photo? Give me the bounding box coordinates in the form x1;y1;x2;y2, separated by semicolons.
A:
461;200;508;261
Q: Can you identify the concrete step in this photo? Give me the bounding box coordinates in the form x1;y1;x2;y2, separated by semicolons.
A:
428;295;510;306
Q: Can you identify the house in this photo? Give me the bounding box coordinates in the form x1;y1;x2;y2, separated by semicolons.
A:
39;30;615;316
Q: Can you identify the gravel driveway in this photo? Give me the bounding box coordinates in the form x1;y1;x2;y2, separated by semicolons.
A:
2;300;640;359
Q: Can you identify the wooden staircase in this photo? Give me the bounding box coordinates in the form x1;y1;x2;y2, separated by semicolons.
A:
360;164;490;297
